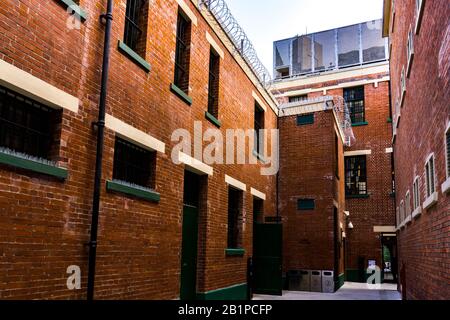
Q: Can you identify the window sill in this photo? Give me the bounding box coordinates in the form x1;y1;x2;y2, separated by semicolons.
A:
205;111;221;128
0;151;67;180
106;180;160;203
441;177;450;194
118;41;151;72
58;0;88;21
404;215;412;225
346;194;370;199
351;121;368;127
412;206;422;219
423;192;438;210
225;248;245;256
170;83;192;106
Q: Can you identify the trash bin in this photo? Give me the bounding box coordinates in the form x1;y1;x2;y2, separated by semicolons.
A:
287;270;301;290
298;270;311;292
310;270;322;292
322;270;335;293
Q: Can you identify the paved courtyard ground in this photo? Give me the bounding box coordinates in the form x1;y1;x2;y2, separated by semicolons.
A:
253;282;401;300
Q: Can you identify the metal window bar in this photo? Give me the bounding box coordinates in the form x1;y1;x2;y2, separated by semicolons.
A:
345;155;367;195
174;13;189;91
227;188;241;249
447;131;450;175
344;87;365;123
207;50;219;116
113;137;152;188
254;105;264;154
124;0;144;52
0;86;53;159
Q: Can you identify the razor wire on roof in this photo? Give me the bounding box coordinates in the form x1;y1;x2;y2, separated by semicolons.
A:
198;0;273;89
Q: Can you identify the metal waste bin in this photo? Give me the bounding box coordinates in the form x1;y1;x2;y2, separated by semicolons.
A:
322;270;335;293
310;270;322;292
287;270;301;290
298;270;311;291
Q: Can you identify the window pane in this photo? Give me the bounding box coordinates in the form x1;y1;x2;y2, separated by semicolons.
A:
313;30;336;72
292;36;312;75
361;20;386;63
338;24;361;67
274;39;290;68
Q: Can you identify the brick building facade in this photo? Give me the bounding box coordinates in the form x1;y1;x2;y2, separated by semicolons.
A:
272;20;396;287
0;0;278;299
383;0;450;300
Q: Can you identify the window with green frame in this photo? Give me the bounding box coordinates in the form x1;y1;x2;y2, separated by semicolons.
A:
345;155;367;196
344;86;365;124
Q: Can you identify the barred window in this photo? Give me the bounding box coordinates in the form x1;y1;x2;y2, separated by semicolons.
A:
345;155;367;196
289;95;308;103
207;49;220;118
113;137;155;188
413;177;420;210
124;0;148;56
425;154;436;197
344;86;365;124
254;103;265;155
0;85;59;160
174;11;191;93
227;187;243;249
446;126;450;178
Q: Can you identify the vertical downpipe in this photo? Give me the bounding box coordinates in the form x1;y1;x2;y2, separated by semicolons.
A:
87;0;113;301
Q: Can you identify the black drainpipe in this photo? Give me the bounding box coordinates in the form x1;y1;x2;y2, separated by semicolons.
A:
87;0;113;301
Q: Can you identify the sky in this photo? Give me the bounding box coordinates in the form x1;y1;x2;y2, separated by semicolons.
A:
225;0;384;75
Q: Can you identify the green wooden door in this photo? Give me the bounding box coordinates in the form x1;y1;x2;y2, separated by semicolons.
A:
180;205;199;300
253;223;282;295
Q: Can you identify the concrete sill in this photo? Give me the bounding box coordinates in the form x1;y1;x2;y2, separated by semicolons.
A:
205;111;221;128
412;206;422;219
225;248;245;256
404;215;412;225
0;151;67;180
351;121;368;127
106;180;160;203
170;83;192;106
423;192;438;210
346;194;370;199
118;41;151;72
441;177;450;194
58;0;88;21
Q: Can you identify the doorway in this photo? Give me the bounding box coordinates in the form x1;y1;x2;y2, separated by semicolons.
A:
180;170;201;300
381;234;398;283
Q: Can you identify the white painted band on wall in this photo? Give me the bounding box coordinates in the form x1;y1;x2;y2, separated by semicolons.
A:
105;114;166;154
0;59;79;113
250;188;266;200
252;91;267;112
225;175;246;192
344;150;372;156
373;226;396;233
178;152;213;176
206;32;224;59
386;147;393;153
177;0;198;26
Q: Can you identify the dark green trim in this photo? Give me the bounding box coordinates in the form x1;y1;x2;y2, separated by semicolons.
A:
345;269;365;283
389;192;396;198
205;111;221;128
118;41;151;72
351;121;369;127
225;248;245;256
335;273;345;291
346;194;370;199
0;151;67;180
106;180;160;203
170;83;192;106
58;0;88;21
387;117;392;123
297;114;314;125
297;198;315;210
196;283;247;300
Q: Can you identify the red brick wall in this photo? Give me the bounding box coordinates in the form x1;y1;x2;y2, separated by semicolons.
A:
278;110;346;276
388;0;450;300
0;0;277;299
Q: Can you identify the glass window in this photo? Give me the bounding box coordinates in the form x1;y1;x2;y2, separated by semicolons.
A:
174;11;191;93
361;20;386;63
425;155;436;197
313;30;336;72
124;0;148;57
344;86;365;124
289;95;308;103
338;24;361;67
446;127;450;177
228;187;243;249
207;49;220;118
254;103;265;154
274;39;290;68
345;155;367;196
292;36;312;75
